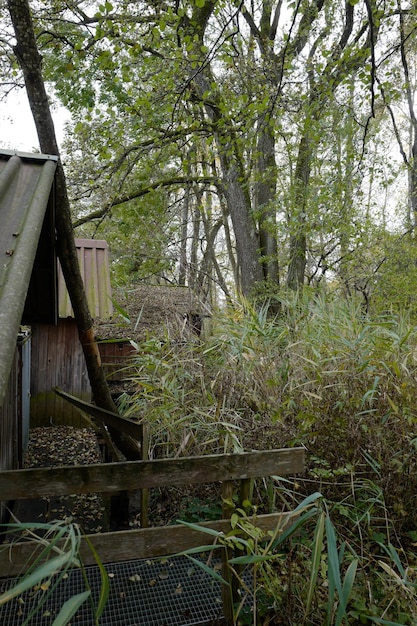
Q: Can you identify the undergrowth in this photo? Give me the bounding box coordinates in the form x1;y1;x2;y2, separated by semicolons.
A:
117;291;417;623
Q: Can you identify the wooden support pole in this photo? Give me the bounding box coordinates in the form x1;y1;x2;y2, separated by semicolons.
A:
140;421;149;528
221;480;237;625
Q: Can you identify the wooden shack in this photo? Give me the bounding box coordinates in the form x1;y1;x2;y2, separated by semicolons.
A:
0;149;58;521
30;238;113;427
95;283;209;396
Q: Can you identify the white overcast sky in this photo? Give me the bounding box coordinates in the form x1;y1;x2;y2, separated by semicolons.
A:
1;88;69;153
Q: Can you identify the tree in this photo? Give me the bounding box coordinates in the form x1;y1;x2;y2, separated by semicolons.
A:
15;0;401;301
378;0;417;226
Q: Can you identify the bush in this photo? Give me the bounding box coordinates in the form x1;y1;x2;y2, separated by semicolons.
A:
120;291;417;622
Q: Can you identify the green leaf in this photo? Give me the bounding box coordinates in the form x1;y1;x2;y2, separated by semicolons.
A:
293;491;323;514
228;553;281;565
174;545;224;556
325;515;342;622
335;559;358;626
366;615;403;626
110;298;131;323
177;520;224;537
230;513;239;528
305;511;325;617
271;508;318;548
51;591;91;626
0;553;71;605
184;555;229;585
83;535;109;620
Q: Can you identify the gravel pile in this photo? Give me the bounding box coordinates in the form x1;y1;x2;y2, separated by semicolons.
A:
21;426;107;533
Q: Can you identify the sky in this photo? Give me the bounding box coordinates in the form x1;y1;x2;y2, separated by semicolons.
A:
0;88;69;153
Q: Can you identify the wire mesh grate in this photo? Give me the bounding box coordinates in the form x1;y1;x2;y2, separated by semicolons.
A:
0;555;227;626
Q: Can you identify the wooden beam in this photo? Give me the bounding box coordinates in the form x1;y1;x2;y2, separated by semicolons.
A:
53;388;144;441
0;448;305;500
0;511;295;575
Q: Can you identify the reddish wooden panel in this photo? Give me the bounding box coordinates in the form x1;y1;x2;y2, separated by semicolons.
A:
30;320;92;427
98;341;136;381
0;348;19;521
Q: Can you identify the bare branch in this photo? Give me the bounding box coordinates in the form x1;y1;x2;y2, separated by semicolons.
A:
73;175;217;227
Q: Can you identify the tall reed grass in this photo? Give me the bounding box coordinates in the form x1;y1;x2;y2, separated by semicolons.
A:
119;291;417;623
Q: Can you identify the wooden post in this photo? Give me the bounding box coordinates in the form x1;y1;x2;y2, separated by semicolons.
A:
140;421;149;528
221;480;237;625
239;478;251;512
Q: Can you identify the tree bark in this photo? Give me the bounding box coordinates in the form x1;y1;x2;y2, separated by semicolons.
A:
287;133;310;290
7;0;141;460
256;124;280;285
181;3;265;298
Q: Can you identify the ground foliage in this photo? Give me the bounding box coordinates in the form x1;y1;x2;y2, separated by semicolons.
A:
116;290;417;624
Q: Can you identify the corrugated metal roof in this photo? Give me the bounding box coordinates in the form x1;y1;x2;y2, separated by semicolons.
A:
0;149;58;408
58;238;113;319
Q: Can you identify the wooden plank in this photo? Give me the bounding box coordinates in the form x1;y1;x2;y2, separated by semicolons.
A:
0;511;295;575
54;388;144;440
140;422;149;528
0;448;305;500
30;321;93;426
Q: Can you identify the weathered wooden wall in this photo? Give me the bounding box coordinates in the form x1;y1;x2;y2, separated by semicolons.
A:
30;320;91;427
0;333;31;522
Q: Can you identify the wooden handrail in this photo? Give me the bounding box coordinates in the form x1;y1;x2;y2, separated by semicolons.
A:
0;448;305;500
0;511;295;576
1;447;306;623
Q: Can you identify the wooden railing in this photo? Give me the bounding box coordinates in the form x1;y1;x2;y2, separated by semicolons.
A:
0;448;304;559
0;447;305;622
0;394;305;623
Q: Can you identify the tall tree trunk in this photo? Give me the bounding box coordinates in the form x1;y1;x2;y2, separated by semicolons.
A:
256;124;280;285
217;157;264;296
182;4;264;298
396;0;417;224
7;0;140;460
287;133;310;290
255;0;280;288
193;68;264;296
178;185;190;286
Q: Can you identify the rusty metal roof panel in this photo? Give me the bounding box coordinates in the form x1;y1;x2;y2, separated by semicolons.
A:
58;238;113;319
0;149;58;408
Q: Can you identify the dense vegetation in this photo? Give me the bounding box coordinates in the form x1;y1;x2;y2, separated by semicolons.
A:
3;0;417;622
112;292;417;624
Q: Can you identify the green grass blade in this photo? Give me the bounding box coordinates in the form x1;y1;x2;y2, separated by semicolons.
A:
51;590;91;626
184;554;229;585
0;552;71;605
305;511;325;617
293;492;323;514
366;615;403;626
228;553;282;565
83;535;109;620
335;558;358;626
174;545;224;557
177;520;224;538
271;508;318;548
325;515;341;624
386;543;406;578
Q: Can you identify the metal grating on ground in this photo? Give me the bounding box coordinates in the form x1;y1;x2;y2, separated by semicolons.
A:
0;555;226;626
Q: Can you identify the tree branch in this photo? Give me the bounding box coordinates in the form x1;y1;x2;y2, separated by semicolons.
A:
73;176;217;227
